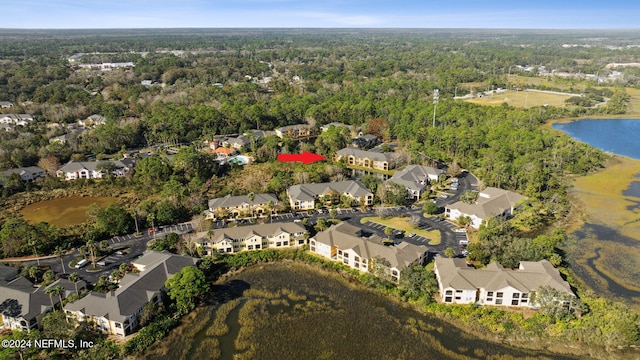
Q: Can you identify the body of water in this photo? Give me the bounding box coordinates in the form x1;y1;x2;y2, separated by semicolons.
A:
552;118;640;159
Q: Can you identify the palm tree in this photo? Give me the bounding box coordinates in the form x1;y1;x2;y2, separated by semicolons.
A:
44;287;57;310
248;192;256;220
86;240;97;268
28;237;40;265
68;272;80;294
99;240;109;253
54;246;66;273
266;200;275;223
28;266;39;282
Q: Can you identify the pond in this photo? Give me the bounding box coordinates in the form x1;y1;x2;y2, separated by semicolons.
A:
20;196;119;227
552;118;640;159
143;262;583;360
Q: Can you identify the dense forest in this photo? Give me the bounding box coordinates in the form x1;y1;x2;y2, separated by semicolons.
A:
1;29;639;359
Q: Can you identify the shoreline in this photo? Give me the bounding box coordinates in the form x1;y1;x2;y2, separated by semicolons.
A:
563;153;640;305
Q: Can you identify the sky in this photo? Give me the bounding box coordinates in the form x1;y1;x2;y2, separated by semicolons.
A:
2;0;640;29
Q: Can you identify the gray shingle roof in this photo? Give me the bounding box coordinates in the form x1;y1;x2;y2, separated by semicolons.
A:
208;193;278;210
199;222;306;244
287;180;372;203
64;251;198;324
388;165;444;192
446;187;526;220
0;277;55;323
313;222;428;270
435;257;572;294
336;147;396;163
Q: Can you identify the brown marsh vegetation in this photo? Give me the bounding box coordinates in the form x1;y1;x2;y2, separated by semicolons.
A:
142;262;581;360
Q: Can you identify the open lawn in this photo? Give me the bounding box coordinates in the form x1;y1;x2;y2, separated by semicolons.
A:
466;89;573;108
360;216;441;245
20;196;119;227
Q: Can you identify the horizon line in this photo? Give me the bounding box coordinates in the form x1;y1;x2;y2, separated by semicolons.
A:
1;27;640;31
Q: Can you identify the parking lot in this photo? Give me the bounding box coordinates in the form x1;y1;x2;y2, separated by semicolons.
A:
362;221;433;245
107;222;193;245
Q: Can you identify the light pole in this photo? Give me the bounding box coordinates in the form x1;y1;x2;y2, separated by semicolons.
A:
432;89;439;127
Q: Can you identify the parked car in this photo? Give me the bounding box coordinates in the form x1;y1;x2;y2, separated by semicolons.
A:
407;233;416;237
74;259;89;269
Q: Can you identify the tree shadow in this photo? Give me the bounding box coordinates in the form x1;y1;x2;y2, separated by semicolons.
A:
207;279;251;305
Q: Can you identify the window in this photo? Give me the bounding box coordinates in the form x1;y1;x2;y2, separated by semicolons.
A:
455;290;463;293
495;299;503;305
310;240;315;245
445;296;452;303
445;290;453;295
511;299;519;306
343;258;349;264
310;246;315;252
355;256;360;262
354;262;359;268
455;296;461;300
299;239;305;244
521;299;528;304
521;293;528;299
226;248;232;252
513;293;520;298
496;292;503;298
343;253;349;258
487;291;493;297
283;241;288;246
248;245;253;250
338;250;343;255
256;244;261;249
486;298;493;302
276;242;281;247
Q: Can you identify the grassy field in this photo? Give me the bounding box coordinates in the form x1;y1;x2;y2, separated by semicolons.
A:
360;216;441;245
466;89;573;108
20;196;119;227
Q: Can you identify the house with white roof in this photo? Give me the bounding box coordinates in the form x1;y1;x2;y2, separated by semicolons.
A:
445;187;526;229
311;222;428;283
433;257;573;308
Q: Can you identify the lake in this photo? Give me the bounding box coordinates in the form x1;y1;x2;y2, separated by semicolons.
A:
552;118;640;159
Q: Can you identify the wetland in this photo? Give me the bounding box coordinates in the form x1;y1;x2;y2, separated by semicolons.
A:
142;262;582;360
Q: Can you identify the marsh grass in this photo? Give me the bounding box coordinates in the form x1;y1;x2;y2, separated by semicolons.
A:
166;263;582;360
